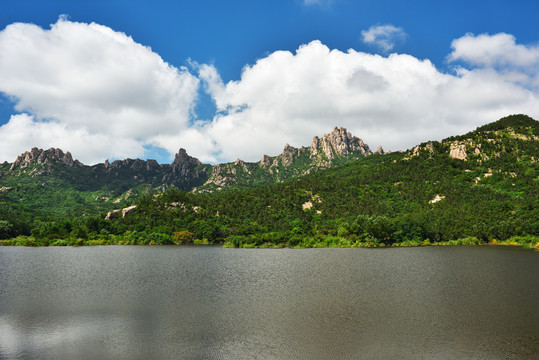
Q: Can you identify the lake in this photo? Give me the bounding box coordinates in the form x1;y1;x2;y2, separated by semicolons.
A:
0;246;537;359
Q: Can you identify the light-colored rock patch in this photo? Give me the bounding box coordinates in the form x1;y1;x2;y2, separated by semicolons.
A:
449;141;467;160
302;201;313;210
121;205;137;217
429;195;445;204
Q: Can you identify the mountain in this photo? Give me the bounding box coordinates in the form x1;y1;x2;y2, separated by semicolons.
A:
0;126;375;228
97;114;539;248
7;147;208;190
199;127;375;191
4;126;375;193
0;114;537;247
1;126;375;202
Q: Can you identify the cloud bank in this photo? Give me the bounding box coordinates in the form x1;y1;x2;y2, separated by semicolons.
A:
0;20;538;165
0;18;198;163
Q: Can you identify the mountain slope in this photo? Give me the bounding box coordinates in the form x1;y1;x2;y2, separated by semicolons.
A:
197;127;376;191
82;114;539;247
0;127;375;229
1;114;537;246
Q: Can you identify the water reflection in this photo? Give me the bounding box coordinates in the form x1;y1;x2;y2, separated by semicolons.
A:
0;246;537;359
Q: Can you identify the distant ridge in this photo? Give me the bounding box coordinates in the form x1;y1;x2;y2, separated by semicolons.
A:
5;126;377;192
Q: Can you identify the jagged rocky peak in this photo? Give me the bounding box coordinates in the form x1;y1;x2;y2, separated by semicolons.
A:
234;159;249;172
171;148;204;178
311;127;372;159
374;145;384;155
259;154;272;168
10;147;82;170
281;144;299;166
172;148;201;168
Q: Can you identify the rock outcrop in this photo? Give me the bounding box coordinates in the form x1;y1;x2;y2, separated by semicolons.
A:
310;127;372;159
101;148;208;190
105;205;137;220
281;144;298;166
105;209;121;220
449;141;468;160
259;155;272;169
429;194;445;204
171;148;202;178
10;147;82;170
196;126;378;191
411;142;435;157
121;205;137;217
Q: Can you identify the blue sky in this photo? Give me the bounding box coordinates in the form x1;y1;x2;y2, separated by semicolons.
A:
1;0;538;164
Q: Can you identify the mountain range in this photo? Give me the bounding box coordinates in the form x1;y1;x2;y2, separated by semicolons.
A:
4;126;379;193
0;114;537;247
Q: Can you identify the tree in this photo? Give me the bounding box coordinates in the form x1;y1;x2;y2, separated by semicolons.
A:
173;230;194;244
0;220;13;239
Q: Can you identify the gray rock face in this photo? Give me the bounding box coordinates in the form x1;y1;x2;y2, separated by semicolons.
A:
171;148;202;177
281;144;298;166
374;145;385;155
310;127;372;159
102;148;207;188
259;155;272;168
10;147;82;170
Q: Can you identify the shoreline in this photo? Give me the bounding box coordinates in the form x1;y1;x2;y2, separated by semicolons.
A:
1;236;537;250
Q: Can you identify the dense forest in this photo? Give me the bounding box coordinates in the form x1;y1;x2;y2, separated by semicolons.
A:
1;114;538;248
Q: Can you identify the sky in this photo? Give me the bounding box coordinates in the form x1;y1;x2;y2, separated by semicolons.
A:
0;0;538;165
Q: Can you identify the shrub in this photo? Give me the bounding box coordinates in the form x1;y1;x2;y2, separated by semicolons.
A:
173;230;195;244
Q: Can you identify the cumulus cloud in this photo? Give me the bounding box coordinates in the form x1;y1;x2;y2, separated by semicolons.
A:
449;32;539;69
0;18;199;164
192;40;537;162
361;24;406;53
0;114;143;163
0;19;537;166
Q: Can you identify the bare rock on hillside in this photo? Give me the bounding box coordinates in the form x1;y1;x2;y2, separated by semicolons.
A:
10;147;82;170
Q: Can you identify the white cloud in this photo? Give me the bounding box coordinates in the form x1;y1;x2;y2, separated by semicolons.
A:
0;18;199;164
192;40;537;162
0;114;143;163
0;20;537;167
361;24;406;53
449;32;539;69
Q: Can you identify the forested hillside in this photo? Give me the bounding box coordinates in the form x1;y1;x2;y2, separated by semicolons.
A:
0;126;372;236
1;115;537;248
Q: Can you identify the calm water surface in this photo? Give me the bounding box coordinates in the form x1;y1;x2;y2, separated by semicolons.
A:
0;246;537;359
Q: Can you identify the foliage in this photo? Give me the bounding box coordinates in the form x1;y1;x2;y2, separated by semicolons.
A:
0;114;537;248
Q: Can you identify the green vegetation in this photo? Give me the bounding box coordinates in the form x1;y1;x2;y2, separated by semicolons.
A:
0;114;537;249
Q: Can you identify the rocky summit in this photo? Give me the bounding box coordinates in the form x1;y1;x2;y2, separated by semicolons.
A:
198;126;376;191
310;127;372;159
10;147;82;171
